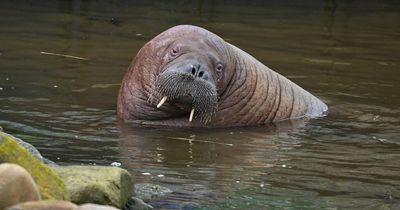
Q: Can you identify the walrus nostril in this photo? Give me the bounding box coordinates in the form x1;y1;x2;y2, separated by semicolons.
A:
191;65;196;75
198;71;204;78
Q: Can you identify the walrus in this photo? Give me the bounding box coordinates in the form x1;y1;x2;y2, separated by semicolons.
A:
117;25;328;127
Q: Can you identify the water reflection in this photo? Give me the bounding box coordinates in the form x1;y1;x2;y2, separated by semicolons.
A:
116;112;400;209
117;121;307;207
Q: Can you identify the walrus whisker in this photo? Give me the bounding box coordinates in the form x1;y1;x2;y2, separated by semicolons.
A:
157;96;168;108
150;69;218;124
189;108;195;122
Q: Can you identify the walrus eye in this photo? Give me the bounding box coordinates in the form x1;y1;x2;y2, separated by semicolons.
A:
170;46;179;57
216;64;223;72
216;64;223;81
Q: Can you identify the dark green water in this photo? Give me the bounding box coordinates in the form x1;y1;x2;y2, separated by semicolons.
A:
1;0;400;209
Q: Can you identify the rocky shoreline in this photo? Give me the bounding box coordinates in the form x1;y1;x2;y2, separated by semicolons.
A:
0;131;154;210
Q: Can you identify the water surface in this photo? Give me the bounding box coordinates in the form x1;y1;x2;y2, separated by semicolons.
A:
1;0;400;209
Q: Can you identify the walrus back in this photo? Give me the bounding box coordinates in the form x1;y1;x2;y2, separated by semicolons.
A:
215;43;328;125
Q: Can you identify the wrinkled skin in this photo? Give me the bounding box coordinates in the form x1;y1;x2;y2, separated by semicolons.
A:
117;25;328;127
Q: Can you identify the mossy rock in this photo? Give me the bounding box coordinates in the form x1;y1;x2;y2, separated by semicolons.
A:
54;165;133;208
0;131;70;200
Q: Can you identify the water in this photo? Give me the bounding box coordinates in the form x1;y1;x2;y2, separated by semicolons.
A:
1;0;400;209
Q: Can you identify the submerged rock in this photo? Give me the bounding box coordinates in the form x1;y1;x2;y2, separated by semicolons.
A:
0;131;70;200
54;165;133;208
5;200;77;210
134;183;173;201
124;197;154;210
0;163;41;210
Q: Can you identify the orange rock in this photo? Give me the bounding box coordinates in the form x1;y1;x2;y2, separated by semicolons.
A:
5;200;78;210
76;204;120;210
0;163;41;209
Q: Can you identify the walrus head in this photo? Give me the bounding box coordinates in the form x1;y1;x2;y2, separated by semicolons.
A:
122;25;235;125
118;25;235;125
149;36;228;123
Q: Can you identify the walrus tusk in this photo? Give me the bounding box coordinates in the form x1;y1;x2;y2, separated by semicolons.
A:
189;108;195;122
157;96;168;108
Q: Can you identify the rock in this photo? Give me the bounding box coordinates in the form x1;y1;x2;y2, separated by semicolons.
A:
5;200;77;210
14;137;58;166
0;131;70;200
0;163;41;210
53;165;133;208
124;197;154;210
0;128;56;166
76;204;120;210
134;183;173;201
3;131;58;166
12;135;47;163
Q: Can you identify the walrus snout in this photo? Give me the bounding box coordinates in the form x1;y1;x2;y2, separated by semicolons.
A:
150;66;218;123
165;61;211;82
186;63;209;81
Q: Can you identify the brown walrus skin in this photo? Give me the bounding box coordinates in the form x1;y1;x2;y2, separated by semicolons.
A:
117;25;328;128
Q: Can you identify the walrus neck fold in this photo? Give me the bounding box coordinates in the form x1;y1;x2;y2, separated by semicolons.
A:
213;44;328;126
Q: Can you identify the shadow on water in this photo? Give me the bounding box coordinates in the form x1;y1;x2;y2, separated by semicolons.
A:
1;0;400;209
